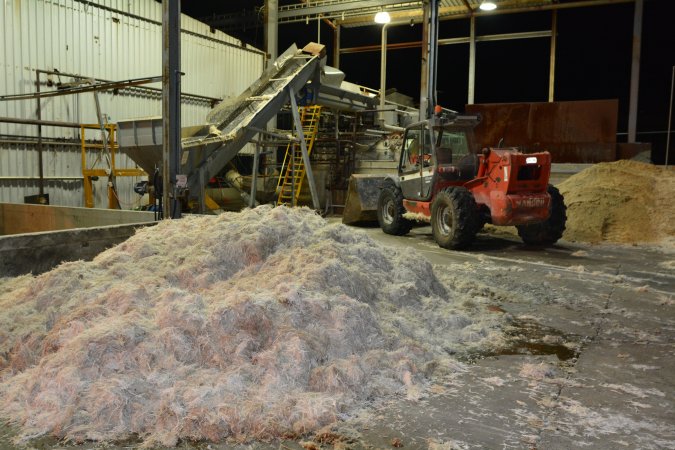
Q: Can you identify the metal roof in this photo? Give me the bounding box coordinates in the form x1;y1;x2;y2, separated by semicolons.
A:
277;0;558;26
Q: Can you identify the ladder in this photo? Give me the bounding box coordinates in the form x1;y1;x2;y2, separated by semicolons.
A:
277;105;322;205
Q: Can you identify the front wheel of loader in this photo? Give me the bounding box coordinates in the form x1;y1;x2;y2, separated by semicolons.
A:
377;186;413;235
431;187;479;250
517;184;567;246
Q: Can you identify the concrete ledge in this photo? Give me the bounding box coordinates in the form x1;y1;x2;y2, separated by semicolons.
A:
0;222;155;277
0;203;156;236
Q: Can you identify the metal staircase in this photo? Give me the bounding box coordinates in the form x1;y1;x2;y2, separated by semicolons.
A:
277;105;322;205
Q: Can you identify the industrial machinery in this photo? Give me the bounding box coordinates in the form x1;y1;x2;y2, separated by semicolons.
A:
376;107;567;249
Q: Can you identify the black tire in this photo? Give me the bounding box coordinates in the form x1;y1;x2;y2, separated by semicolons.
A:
377;185;413;235
516;184;567;246
431;187;479;249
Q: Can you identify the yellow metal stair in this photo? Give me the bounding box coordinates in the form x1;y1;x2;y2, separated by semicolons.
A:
277;105;322;205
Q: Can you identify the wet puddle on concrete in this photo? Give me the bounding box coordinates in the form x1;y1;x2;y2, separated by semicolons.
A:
460;313;581;363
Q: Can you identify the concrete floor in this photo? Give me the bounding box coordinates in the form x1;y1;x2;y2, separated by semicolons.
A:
336;225;675;449
1;225;673;449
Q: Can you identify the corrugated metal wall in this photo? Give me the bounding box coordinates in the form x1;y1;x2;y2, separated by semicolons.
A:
0;0;265;207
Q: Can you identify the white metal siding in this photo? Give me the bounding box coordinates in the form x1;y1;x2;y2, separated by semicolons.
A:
0;0;265;207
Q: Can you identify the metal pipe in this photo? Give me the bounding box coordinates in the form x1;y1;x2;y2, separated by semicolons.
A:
0;139;79;146
340;30;552;54
627;0;643;143
429;0;439;114
468;15;476;105
333;24;341;68
40;69;216;102
419;0;430;120
265;0;279;63
379;22;389;126
36;71;44;196
0;176;84;181
1;76;162;102
0;116;82;128
666;66;674;168
548;10;557;102
250;143;260;208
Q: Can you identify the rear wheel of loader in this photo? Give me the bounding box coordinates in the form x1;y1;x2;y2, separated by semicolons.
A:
431;187;479;249
377;186;413;235
517;184;567;246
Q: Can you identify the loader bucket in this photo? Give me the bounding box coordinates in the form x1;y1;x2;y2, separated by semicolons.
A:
342;174;386;225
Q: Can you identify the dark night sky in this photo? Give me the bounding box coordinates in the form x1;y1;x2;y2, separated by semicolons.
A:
183;1;674;163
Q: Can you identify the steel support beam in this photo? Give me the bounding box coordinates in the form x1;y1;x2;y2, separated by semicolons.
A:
333;24;341;68
419;0;431;120
627;0;642;143
339;30;552;54
36;72;44;196
379;23;389;125
250;143;260;208
287;86;320;210
0;117;81;129
336;0;635;28
162;0;181;219
279;0;407;20
265;0;278;63
468;15;476;105
548;10;557;102
667;66;674;168
428;0;439;115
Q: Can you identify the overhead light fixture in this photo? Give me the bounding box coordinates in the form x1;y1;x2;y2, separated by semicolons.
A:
374;11;391;24
479;1;497;11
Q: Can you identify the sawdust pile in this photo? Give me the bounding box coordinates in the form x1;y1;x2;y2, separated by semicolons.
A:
0;206;505;447
558;160;675;244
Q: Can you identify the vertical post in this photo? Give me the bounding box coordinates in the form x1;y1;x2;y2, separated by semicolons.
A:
428;0;439;113
548;10;557;102
250;142;260;207
35;71;45;197
265;0;278;64
419;0;430;120
468;15;476;105
317;15;321;44
333;24;341;68
666;66;674;168
379;23;389;126
627;0;643;143
265;0;278;168
288;86;321;210
162;0;181;218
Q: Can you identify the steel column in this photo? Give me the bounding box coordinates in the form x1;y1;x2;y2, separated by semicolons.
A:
419;0;430;120
548;10;557;102
265;0;279;63
333;24;341;68
35;71;45;196
379;23;389;125
628;0;643;143
162;0;181;219
287;86;321;210
428;0;439;114
666;66;674;168
250;143;260;208
468;15;476;105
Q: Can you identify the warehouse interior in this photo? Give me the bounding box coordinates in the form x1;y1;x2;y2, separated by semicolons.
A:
0;0;674;449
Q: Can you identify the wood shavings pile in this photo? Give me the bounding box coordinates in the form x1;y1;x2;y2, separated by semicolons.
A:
0;206;505;447
558;160;675;244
